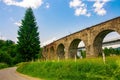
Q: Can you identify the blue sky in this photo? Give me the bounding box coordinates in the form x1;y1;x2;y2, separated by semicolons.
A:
0;0;120;46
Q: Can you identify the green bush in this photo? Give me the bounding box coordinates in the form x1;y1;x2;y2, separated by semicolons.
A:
17;57;120;80
81;50;86;58
103;47;120;56
0;51;13;65
0;63;8;69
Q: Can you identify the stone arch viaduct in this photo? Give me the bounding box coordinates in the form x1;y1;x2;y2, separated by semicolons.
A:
42;17;120;60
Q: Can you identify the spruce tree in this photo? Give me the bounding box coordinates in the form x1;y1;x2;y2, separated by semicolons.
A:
17;8;40;62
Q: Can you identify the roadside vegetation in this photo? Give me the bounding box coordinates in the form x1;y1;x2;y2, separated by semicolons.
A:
0;40;17;69
0;39;42;69
17;56;120;80
0;8;42;69
0;7;120;80
0;63;8;69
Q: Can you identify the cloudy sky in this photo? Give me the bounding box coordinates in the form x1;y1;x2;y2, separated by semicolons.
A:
0;0;120;46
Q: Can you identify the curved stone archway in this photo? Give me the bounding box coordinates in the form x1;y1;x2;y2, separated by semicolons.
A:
56;43;65;59
68;39;86;58
93;30;115;56
92;28;120;56
43;17;120;59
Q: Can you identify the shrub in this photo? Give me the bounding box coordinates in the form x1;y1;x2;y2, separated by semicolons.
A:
0;51;13;65
0;63;8;69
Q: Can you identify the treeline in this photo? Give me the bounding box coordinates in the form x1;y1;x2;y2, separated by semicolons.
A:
0;8;42;68
0;39;42;66
78;47;120;58
0;40;17;66
103;47;120;56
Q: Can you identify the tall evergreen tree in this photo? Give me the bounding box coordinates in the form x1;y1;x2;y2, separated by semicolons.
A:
17;8;40;62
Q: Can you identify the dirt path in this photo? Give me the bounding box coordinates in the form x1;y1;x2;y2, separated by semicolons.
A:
0;67;41;80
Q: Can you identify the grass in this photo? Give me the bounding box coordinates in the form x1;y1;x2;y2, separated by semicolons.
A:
17;56;120;80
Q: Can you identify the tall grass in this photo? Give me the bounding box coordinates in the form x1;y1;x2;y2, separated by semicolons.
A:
17;56;120;80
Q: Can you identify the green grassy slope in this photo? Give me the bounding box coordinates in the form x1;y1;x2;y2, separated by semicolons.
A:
17;57;120;80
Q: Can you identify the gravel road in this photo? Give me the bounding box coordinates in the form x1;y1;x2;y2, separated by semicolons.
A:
0;67;41;80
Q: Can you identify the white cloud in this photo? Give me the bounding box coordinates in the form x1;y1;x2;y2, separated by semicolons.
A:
75;7;91;17
69;0;91;17
88;0;110;1
0;36;7;40
42;37;57;47
46;3;50;9
93;0;109;16
14;21;22;26
95;8;106;16
70;0;82;8
69;0;110;17
86;13;91;17
9;17;22;26
2;0;43;9
0;32;7;40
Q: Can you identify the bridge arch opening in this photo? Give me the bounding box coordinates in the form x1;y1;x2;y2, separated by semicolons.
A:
56;43;65;59
93;29;120;56
68;39;86;59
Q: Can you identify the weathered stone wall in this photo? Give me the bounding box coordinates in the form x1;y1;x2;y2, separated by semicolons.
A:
42;17;120;60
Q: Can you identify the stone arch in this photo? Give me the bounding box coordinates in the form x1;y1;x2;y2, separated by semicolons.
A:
68;38;86;58
93;29;120;56
56;43;65;59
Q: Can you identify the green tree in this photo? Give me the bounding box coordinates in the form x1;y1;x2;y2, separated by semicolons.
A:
103;47;110;56
0;51;12;65
17;8;40;62
0;40;5;48
109;47;115;55
0;39;17;65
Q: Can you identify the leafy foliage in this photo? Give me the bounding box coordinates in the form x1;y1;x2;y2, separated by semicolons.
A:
79;47;120;58
0;63;8;69
17;57;120;80
0;40;17;66
0;51;12;65
103;47;120;56
17;8;40;62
